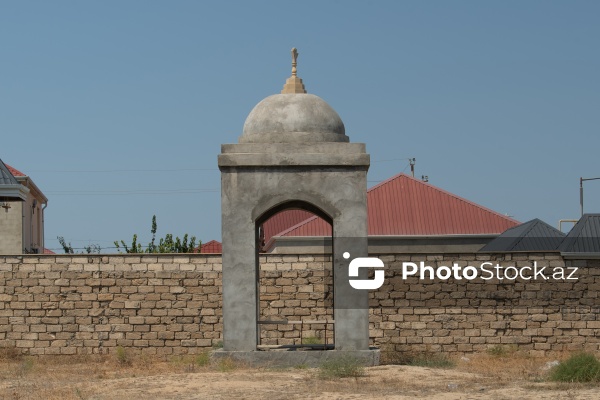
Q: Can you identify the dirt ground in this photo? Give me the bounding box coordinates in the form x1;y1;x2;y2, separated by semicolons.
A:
1;351;599;399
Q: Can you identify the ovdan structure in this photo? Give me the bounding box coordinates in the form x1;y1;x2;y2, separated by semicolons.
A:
216;49;379;366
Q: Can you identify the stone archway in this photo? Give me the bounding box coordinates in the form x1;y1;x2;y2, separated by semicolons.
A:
216;49;378;366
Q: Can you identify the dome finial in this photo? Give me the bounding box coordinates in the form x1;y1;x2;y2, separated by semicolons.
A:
291;47;298;76
281;47;307;94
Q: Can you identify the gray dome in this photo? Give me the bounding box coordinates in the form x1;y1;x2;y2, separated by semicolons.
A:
240;93;348;143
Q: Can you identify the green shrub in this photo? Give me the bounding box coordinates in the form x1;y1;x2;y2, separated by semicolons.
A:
318;356;365;379
302;336;323;345
550;352;600;383
115;346;132;366
487;344;517;357
195;352;210;367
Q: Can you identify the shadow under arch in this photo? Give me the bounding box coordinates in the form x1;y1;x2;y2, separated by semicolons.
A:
255;199;335;350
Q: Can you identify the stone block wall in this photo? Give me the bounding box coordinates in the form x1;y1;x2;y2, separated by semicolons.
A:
369;253;600;357
1;253;599;357
0;255;223;356
258;255;333;346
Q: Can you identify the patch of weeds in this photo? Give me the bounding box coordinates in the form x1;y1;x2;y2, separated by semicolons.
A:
169;355;194;373
407;353;455;369
294;363;309;370
487;344;517;357
212;340;223;349
217;357;236;372
115;346;132;366
550;352;600;383
302;336;323;345
195;352;210;367
318;356;365;379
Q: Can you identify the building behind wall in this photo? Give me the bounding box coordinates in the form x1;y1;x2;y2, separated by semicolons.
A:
260;173;520;254
0;160;48;254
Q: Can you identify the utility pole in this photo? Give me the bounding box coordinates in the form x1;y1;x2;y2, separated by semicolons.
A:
580;176;600;217
409;158;415;177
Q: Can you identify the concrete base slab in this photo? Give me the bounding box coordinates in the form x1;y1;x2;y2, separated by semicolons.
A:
211;348;380;368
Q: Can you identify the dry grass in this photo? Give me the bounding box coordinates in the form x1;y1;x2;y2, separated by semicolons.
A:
0;350;216;400
456;348;547;383
1;348;599;399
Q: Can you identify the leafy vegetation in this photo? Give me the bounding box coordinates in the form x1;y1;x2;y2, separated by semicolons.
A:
487;344;518;357
114;215;199;253
115;346;132;366
302;336;323;345
195;352;211;367
57;236;101;254
212;340;224;349
550;352;600;383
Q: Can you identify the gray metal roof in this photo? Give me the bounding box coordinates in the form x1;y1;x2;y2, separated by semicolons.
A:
558;214;600;253
479;218;566;252
0;158;19;185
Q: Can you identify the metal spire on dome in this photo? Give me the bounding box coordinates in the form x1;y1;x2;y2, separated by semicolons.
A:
281;47;307;94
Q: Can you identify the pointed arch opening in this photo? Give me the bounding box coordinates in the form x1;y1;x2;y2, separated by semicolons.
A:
255;201;334;350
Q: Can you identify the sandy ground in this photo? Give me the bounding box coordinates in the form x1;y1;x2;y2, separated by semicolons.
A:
1;353;599;399
80;366;599;400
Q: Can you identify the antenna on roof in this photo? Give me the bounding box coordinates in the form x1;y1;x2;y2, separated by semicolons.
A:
409;158;416;177
580;176;600;217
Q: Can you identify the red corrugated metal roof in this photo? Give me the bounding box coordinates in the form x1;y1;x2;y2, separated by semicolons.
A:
261;209;316;244
5;164;26;177
43;248;55;254
200;240;222;253
276;215;332;237
277;173;519;237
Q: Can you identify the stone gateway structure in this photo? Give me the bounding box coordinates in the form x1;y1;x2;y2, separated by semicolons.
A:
217;49;379;365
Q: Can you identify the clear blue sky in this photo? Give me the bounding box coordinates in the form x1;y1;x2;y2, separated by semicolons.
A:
2;1;599;253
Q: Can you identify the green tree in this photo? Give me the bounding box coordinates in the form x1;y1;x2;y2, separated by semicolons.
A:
57;237;102;254
57;236;74;254
114;215;198;253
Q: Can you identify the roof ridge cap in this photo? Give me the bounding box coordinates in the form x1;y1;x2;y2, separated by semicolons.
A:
510;219;540;250
366;172;407;192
